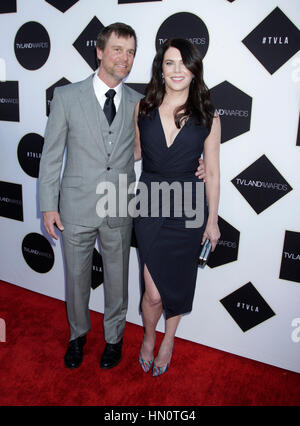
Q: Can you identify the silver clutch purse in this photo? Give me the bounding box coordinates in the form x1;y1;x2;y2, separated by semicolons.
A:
199;238;212;268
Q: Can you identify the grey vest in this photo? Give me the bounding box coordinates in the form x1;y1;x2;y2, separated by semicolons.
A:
96;94;124;159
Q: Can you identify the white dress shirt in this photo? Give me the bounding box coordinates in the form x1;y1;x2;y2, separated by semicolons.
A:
93;72;122;112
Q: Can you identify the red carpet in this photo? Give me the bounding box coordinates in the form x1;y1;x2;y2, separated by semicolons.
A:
0;280;299;406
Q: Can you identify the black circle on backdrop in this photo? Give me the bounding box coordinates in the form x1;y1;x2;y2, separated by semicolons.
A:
156;12;209;58
22;233;54;273
17;133;44;178
14;21;51;70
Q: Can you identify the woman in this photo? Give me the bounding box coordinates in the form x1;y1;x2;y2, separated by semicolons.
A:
134;38;221;376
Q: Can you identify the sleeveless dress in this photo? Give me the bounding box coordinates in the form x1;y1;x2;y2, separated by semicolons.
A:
134;108;209;319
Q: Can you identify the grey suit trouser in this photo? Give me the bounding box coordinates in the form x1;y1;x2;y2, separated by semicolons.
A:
61;218;132;343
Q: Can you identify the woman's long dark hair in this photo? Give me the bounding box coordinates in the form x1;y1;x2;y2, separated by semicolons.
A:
139;38;215;131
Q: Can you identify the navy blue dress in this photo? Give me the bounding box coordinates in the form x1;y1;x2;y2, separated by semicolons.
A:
134;108;209;319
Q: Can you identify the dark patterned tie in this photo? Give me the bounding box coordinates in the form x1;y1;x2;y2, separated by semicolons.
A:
103;89;116;126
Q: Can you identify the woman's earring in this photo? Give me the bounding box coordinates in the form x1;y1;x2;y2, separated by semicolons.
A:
162;73;165;84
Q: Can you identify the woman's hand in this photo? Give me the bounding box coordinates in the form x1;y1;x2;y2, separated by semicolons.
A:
195;158;206;181
201;221;220;252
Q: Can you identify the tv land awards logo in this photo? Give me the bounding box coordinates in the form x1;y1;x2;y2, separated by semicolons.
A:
220;282;276;332
231;155;293;214
0;181;23;222
207;216;240;268
210;81;252;144
156;12;209;58
14;22;51;70
0;81;19;122
45;0;79;13
22;233;55;274
17;133;44;178
0;0;16;13
91;248;104;290
242;7;300;75
279;231;300;284
73;16;104;71
46;77;71;116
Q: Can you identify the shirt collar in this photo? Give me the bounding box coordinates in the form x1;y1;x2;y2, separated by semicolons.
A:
93;72;122;99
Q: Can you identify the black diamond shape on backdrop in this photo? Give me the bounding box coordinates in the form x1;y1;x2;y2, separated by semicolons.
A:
91;248;104;289
0;0;16;13
46;77;71;116
45;0;79;13
242;7;300;75
279;231;300;284
125;83;147;96
210;81;252;143
0;81;19;122
73;16;104;70
220;282;275;332
207;216;240;268
231;155;293;214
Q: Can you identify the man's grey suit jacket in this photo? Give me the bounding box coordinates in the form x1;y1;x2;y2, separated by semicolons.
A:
39;74;142;228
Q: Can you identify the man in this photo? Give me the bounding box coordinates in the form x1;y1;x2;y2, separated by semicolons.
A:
39;23;205;370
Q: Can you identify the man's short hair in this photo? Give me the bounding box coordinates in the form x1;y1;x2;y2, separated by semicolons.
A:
96;22;137;54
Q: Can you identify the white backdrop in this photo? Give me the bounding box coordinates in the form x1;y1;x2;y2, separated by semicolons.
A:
0;0;300;374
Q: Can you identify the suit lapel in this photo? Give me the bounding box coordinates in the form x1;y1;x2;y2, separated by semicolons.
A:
78;75;106;154
109;84;136;157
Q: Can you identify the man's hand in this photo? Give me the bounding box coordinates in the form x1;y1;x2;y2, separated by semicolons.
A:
42;211;64;240
195;158;206;181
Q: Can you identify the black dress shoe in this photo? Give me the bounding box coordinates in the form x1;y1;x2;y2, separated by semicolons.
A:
64;335;86;369
100;339;123;369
